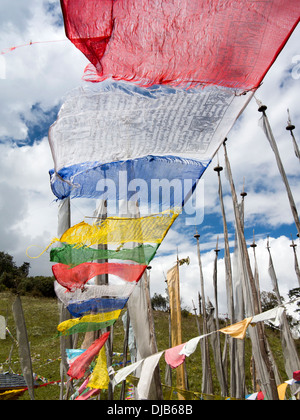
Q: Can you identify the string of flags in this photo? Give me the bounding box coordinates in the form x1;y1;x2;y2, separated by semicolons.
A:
62;300;299;400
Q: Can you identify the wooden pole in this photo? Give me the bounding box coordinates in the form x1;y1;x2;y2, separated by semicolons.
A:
192;299;201;335
145;266;164;400
57;197;73;400
213;162;236;397
213;237;228;396
120;308;130;400
286;109;300;162
290;235;300;286
194;233;214;395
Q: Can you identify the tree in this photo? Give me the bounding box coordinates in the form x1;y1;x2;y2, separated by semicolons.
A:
0;251;30;293
288;287;300;313
151;293;168;311
0;251;17;274
260;290;282;312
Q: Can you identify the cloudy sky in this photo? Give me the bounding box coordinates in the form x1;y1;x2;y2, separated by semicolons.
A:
0;1;299;318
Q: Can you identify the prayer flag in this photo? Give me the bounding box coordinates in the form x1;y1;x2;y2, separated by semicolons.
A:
54;281;135;317
87;346;110;389
61;0;300;90
50;243;159;266
57;310;121;336
219;317;253;340
52;262;147;291
67;332;110;380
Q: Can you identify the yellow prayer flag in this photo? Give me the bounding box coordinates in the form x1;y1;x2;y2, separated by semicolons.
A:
27;210;179;259
277;382;288;400
60;210;179;246
87;347;109;389
57;310;121;334
219;317;253;340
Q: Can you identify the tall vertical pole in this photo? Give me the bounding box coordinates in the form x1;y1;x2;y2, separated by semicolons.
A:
57;197;72;400
286;109;300;162
213;237;228;397
290;236;300;286
213;162;236;397
194;233;213;395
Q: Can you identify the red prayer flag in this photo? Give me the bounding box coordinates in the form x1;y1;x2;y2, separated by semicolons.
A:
52;262;147;291
293;370;300;382
67;332;110;380
61;0;300;89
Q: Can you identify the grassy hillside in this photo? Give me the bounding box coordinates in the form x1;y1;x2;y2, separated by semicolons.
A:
0;292;299;400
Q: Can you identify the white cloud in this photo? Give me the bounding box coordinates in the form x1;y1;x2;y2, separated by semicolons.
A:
0;1;88;140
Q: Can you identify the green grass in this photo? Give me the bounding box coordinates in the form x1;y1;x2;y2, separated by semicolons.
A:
0;292;299;400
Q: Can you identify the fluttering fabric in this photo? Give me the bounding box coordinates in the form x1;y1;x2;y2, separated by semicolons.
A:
164;343;186;369
136;351;164;400
54;281;135;318
51;211;178;247
294;370;300;382
87;347;110;390
251;306;284;327
111;302;299;398
66;349;85;365
67;332;110;380
57;310;121;336
75;388;100;400
277;382;288;401
112;359;145;389
49;81;250;170
49;81;251;206
50;243;159;266
52;262;147;291
61;0;300;89
67;298;128;319
219;317;253;340
179;336;203;358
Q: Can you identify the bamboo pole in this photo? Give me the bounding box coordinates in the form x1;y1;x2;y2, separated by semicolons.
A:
165;275;173;388
290;235;300;286
286;109;300;162
212;237;228;397
194;233;214;395
213;162;236;397
57;197;73;400
192;299;201;335
120;309;130;400
144;266;164;400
